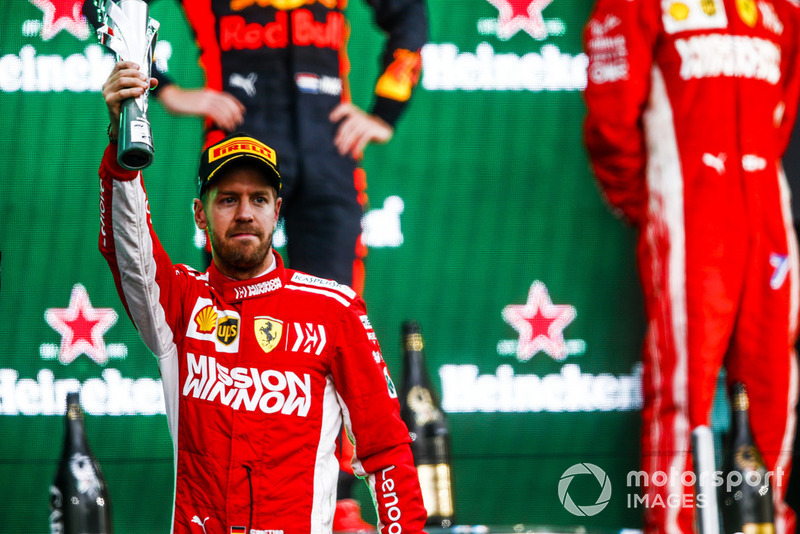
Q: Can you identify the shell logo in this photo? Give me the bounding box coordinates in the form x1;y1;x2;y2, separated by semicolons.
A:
669;2;690;20
194;306;218;334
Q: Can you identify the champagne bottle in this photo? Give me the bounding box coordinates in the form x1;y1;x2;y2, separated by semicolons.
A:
399;320;455;528
720;382;774;534
50;392;113;534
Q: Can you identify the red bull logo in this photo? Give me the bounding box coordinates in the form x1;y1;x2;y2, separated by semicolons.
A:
220;10;344;51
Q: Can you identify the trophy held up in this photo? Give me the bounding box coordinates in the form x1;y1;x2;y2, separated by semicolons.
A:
96;0;159;170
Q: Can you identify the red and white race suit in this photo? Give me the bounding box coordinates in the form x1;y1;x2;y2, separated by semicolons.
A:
98;144;427;534
584;0;800;532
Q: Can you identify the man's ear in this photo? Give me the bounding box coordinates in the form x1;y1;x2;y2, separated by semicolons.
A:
193;198;208;230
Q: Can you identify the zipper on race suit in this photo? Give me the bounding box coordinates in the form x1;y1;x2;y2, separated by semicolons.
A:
243;464;254;533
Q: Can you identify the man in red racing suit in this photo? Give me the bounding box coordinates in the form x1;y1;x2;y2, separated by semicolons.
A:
584;0;800;532
99;62;427;534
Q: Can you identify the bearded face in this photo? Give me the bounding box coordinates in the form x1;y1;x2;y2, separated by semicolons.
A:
195;166;281;280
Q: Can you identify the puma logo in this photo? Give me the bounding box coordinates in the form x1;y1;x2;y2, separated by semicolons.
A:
230;72;257;98
191;516;209;534
702;152;726;175
770;253;790;290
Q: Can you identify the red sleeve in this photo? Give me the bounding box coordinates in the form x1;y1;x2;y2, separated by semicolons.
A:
331;298;427;533
778;2;800;155
98;144;190;356
583;0;659;225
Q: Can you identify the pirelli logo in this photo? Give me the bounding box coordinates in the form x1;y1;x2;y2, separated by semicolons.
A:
209;137;277;165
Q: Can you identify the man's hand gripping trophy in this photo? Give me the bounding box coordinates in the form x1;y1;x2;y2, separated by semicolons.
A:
96;0;159;170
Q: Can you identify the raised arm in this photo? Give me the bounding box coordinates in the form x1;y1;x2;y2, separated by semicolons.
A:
99;61;190;358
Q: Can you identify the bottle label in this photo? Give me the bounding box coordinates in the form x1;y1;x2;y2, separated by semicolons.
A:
49;485;63;534
407;386;442;425
417;463;454;517
69;453;103;498
742;523;776;534
735;445;767;471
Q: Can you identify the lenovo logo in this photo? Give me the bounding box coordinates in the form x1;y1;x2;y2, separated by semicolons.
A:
380;465;403;533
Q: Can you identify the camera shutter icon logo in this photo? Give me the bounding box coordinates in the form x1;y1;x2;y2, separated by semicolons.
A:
558;463;612;516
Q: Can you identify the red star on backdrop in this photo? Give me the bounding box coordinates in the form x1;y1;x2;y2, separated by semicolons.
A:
502;280;576;361
30;0;91;41
485;0;553;40
45;284;118;365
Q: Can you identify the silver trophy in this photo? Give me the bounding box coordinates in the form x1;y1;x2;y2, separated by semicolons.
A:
96;0;159;170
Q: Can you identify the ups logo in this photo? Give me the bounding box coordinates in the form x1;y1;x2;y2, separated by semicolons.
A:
217;316;240;346
701;0;716;15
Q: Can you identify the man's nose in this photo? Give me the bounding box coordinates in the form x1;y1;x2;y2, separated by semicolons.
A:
235;199;255;220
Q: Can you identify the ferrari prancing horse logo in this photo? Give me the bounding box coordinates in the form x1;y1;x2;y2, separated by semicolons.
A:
736;0;758;26
255;316;283;353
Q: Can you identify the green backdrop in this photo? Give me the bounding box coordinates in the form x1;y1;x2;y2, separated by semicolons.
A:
0;0;647;531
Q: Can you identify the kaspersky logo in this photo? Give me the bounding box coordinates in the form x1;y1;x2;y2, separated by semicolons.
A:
438;280;642;414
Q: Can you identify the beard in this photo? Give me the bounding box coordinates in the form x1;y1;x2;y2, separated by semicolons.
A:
208;223;273;275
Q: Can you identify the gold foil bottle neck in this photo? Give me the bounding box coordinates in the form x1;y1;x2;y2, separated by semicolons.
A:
67;403;83;421
406;333;424;352
732;386;750;412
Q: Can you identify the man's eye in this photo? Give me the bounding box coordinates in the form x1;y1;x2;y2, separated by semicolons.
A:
255;197;268;204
